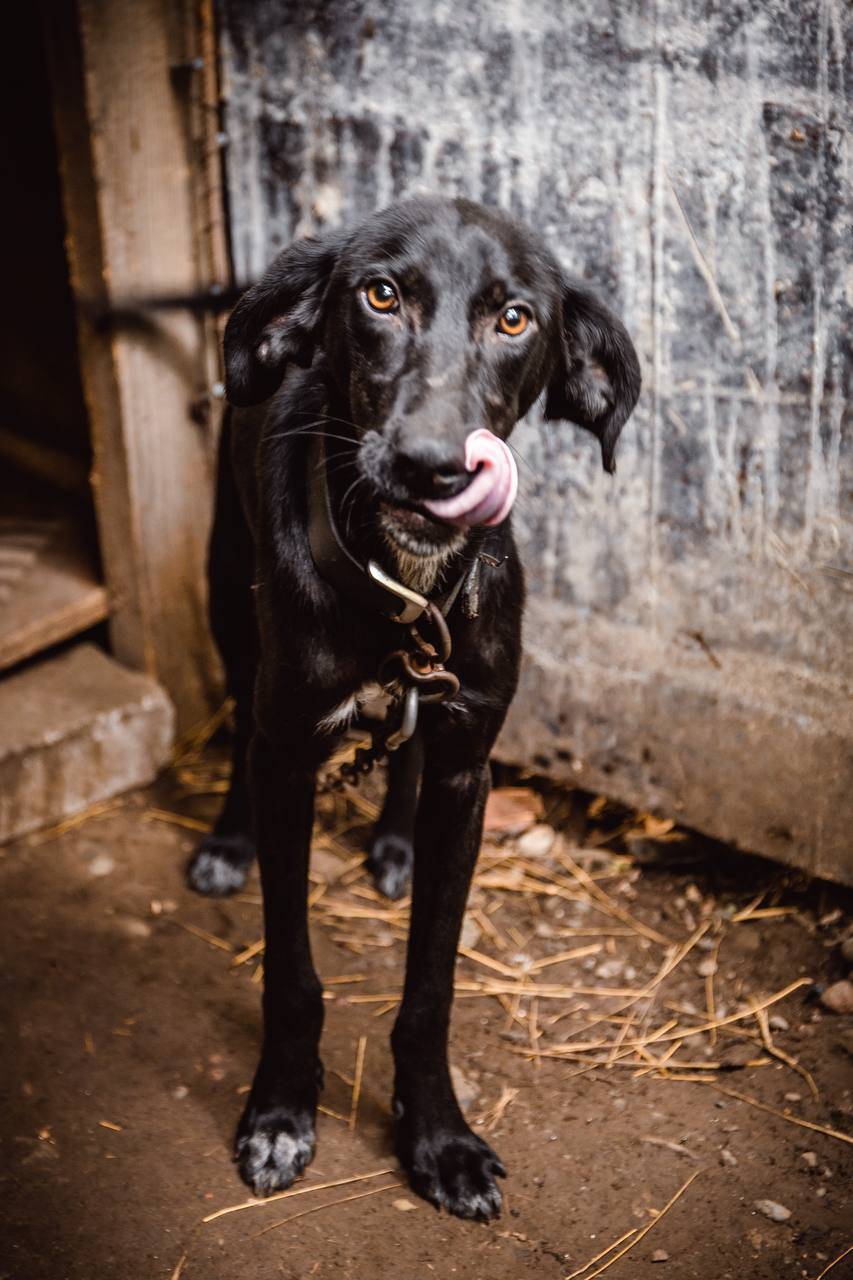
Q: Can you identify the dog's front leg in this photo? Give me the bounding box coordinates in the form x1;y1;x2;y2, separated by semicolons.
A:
235;727;324;1196
392;742;506;1221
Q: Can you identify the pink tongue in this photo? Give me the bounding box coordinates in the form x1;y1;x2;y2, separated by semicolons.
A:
421;429;518;528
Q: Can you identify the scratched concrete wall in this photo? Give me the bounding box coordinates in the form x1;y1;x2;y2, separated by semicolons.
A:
218;0;852;882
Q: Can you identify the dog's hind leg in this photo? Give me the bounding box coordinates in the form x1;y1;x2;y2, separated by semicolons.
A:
187;415;259;897
367;732;423;900
187;694;257;896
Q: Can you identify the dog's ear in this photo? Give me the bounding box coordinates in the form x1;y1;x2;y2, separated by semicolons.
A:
544;278;641;473
224;229;347;407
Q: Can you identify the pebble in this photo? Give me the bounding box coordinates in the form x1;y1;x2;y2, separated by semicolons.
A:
696;958;717;978
120;918;151;939
754;1199;791;1223
173;1085;189;1100
651;1249;670;1263
720;1149;738;1167
88;854;116;878
800;1151;817;1168
516;824;556;858
819;979;853;1015
784;1092;802;1103
311;848;345;882
450;1064;480;1111
460;916;481;948
718;1043;755;1070
768;1014;789;1032
393;1198;417;1212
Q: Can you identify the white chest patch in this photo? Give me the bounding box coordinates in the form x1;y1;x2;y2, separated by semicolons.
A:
316;681;385;735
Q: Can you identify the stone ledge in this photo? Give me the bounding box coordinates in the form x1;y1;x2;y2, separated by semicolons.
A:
497;605;853;886
0;643;175;843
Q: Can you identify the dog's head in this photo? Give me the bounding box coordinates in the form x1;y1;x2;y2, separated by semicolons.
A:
225;197;640;560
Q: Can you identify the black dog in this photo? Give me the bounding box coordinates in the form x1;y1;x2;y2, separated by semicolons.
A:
187;196;640;1220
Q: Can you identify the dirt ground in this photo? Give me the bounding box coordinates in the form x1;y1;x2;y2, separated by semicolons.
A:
2;749;851;1280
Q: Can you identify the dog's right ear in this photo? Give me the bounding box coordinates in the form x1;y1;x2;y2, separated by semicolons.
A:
224;230;347;407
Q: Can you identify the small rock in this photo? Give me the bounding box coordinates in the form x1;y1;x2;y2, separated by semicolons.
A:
595;959;624;981
450;1064;480;1111
784;1092;802;1103
483;787;543;836
696;958;717;978
815;1186;826;1198
516;824;556;858
120;918;151;939
393;1198;417;1211
173;1085;189;1100
820;979;853;1015
460;915;481;949
651;1249;669;1263
311;848;346;882
800;1150;818;1168
718;1043;755;1071
88;854;115;878
768;1014;789;1032
720;1149;738;1167
754;1199;791;1223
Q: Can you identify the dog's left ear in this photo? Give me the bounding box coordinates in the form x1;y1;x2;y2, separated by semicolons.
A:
544;278;641;473
224;228;348;407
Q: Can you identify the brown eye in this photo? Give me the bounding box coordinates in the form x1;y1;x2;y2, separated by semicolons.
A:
365;280;399;312
497;305;530;336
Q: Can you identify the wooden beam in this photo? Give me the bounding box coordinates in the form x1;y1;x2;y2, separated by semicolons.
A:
43;0;229;730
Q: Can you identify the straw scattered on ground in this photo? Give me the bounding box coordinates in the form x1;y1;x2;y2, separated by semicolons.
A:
150;742;851;1259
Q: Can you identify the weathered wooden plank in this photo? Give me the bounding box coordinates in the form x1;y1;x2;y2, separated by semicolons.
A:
43;0;228;729
0;512;109;673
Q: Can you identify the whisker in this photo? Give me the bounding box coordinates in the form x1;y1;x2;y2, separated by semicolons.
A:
264;425;357;448
506;439;538;479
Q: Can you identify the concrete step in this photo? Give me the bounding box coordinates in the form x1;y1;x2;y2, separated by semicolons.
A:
0;643;174;843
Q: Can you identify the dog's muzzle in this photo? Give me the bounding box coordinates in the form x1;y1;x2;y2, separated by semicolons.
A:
420;429;518;528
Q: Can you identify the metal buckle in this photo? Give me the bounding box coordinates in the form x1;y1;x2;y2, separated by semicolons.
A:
367;560;428;625
384;685;420;751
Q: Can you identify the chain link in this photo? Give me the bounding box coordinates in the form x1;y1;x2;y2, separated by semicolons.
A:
317;601;461;795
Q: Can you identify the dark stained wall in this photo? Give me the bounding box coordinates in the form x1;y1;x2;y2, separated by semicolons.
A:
218;0;851;881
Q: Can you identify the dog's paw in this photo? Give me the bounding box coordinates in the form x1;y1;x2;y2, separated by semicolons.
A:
186;834;255;896
367;832;413;901
235;1105;316;1196
397;1118;506;1221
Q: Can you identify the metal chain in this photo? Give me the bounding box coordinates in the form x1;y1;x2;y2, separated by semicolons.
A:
318;604;458;794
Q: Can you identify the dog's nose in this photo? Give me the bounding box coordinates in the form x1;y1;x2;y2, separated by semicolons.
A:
393;437;468;497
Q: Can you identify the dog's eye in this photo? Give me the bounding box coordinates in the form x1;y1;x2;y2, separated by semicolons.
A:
497;305;531;337
365;280;399;313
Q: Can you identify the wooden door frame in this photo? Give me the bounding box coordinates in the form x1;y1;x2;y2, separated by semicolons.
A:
41;0;229;731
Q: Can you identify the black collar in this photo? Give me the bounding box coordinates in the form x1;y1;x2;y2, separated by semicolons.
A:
307;431;469;625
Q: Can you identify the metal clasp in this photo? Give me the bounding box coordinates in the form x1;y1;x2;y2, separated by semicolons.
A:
384;685;420;751
367;560;429;625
